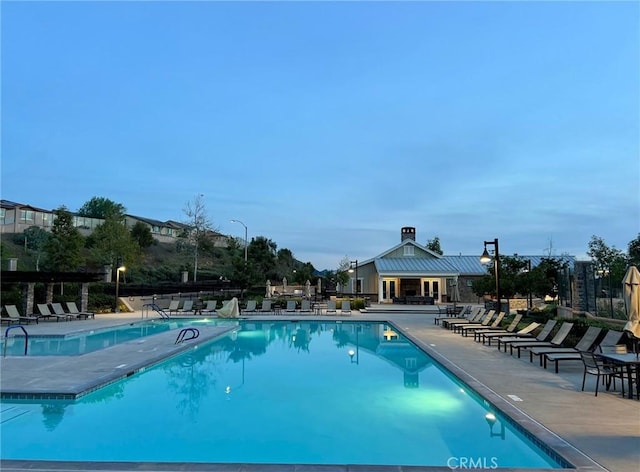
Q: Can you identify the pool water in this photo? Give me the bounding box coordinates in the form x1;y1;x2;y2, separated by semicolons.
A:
1;318;237;356
0;321;565;468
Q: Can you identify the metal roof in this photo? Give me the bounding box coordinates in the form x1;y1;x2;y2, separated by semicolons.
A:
376;258;459;275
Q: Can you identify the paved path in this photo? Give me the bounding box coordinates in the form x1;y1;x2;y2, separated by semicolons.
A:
1;309;639;472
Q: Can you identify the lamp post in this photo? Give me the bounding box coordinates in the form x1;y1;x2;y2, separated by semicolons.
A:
230;219;248;262
480;239;500;313
524;259;533;311
348;260;359;299
115;259;126;313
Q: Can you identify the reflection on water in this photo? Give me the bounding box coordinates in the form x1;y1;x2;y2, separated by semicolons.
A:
0;321;562;468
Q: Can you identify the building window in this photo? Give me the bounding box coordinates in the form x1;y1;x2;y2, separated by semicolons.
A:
152;225;160;233
0;208;5;224
42;213;53;227
467;279;473;287
20;210;34;223
403;246;414;256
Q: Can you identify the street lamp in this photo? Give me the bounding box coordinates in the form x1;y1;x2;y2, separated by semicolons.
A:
524;259;533;311
230;219;248;262
480;239;500;314
115;259;126;313
348;260;359;299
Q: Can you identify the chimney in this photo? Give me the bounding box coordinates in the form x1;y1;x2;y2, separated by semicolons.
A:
401;227;416;242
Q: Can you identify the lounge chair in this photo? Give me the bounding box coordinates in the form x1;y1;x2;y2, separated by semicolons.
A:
508;322;574;358
167;300;181;315
442;309;486;329
50;303;75;321
543;330;624;373
450;310;494;332
529;326;601;365
259;300;272;313
300;300;312;313
285;300;297;312
243;300;258;313
341;300;351;315
201;300;218;314
37;303;69;322
496;319;557;351
457;311;503;335
3;305;39;325
325;300;337;314
435;305;471;325
66;301;95;319
474;314;522;342
484;320;540;346
177;300;194;314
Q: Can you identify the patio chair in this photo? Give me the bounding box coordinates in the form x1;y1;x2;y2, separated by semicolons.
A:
37;303;69;322
530;326;601;366
451;310;494;333
457;311;503;335
300;300;312;313
496;319;557;351
285;300;297;312
50;303;75;321
167;300;181;315
66;301;95;319
3;305;38;325
474;314;522;343
341;300;351;315
325;300;337;314
509;322;574;358
543;330;624;373
580;350;624;397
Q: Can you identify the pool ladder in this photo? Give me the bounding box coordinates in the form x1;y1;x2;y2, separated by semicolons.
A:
175;328;199;344
143;302;170;319
4;325;28;357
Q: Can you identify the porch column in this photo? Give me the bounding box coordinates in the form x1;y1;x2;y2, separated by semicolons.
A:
378;277;384;303
81;283;90;312
23;282;35;316
46;283;54;304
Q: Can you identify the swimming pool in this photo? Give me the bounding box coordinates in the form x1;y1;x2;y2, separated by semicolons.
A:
0;321;567;468
1;318;238;356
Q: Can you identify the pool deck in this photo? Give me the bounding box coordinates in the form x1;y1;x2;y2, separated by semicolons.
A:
1;307;639;472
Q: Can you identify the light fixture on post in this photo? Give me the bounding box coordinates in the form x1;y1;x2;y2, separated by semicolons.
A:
348;260;359;299
115;259;126;313
485;412;505;439
480;239;500;314
230;219;248;262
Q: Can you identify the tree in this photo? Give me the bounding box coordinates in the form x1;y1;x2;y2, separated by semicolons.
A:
130;222;156;249
77;196;126;218
43;206;84;271
247;236;278;283
335;256;351;288
426;236;443;255
86;212;140;271
587;235;627;293
629;234;640;268
20;226;51;271
472;254;528;300
182;194;215;282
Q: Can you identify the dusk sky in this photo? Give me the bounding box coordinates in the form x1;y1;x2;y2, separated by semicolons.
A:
2;1;638;270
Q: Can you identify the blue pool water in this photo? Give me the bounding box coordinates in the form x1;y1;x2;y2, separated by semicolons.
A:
1;318;237;356
0;321;565;468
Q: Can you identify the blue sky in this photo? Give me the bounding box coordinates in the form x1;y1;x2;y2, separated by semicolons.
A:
2;1;638;270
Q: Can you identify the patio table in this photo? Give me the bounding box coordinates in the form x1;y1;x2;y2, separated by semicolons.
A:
597;352;640;399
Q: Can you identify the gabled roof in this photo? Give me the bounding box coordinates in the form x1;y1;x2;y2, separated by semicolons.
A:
0;199;52;213
127;214;171;227
377;238;443;259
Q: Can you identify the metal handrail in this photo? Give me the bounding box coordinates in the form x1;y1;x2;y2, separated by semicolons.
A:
175;328;199;344
142;302;170;319
4;325;28;357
